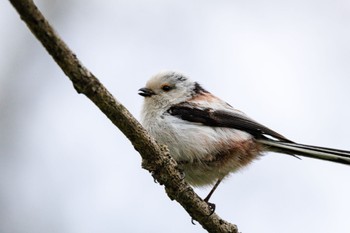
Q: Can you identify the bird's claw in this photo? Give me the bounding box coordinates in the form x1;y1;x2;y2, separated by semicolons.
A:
207;202;216;216
191;218;196;225
179;169;185;180
189;201;215;224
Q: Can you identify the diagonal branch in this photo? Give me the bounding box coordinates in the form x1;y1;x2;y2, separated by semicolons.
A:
8;0;238;232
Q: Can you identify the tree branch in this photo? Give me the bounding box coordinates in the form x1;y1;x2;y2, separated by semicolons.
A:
8;0;238;232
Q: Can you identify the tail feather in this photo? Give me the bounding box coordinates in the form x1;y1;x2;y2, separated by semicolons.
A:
259;139;350;165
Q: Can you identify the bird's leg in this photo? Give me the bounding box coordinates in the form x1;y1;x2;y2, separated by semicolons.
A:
203;179;222;215
204;179;222;202
191;179;222;224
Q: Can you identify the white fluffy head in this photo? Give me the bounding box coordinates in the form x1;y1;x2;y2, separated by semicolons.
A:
139;71;199;110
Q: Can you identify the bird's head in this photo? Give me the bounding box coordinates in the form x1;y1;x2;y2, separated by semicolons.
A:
138;71;207;110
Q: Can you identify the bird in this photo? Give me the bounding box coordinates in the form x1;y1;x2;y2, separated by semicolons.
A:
138;70;350;206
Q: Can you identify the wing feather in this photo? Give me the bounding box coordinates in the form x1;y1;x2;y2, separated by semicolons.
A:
168;103;292;142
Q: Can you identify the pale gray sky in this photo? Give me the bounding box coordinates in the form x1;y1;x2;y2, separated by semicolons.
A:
1;1;350;233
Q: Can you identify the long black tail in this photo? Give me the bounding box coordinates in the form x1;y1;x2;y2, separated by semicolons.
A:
259;139;350;165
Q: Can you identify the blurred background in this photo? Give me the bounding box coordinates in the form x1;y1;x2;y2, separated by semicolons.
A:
1;0;350;232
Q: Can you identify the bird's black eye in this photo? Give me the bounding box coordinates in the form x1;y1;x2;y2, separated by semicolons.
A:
161;85;172;92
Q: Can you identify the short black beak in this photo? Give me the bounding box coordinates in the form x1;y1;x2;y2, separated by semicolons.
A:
138;87;155;97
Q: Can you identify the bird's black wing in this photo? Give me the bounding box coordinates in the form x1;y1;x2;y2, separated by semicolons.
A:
168;103;292;142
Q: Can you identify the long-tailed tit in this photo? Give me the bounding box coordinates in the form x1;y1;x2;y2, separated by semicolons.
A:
138;71;350;204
